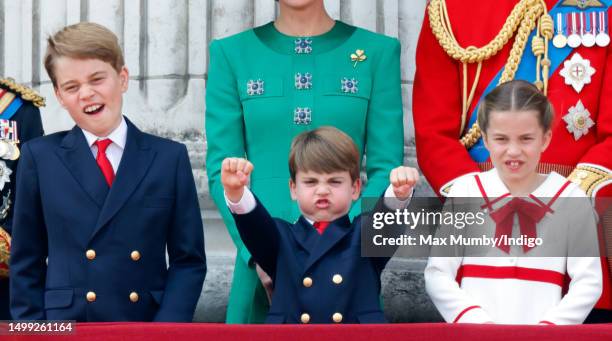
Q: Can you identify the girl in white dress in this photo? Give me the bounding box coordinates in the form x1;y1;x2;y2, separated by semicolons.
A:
425;80;602;325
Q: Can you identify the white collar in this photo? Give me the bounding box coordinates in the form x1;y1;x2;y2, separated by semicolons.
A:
81;116;127;149
481;168;566;198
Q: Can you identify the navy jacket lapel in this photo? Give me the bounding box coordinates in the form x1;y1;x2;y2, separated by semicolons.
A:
91;119;155;240
303;215;352;271
290;217;319;254
55;125;109;208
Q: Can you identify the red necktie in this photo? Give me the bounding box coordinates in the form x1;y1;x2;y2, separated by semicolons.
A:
313;221;330;235
489;198;548;253
95;139;115;186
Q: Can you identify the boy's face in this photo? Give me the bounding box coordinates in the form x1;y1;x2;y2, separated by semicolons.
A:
54;57;128;137
289;170;361;223
483;109;552;186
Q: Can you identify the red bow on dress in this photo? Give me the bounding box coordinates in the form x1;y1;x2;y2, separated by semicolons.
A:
489;198;548;253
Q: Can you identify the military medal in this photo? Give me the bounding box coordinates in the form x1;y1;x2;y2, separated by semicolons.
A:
0;141;8;159
553;13;568;48
568;12;582;48
3;142;19;161
563;100;595;140
0;160;11;191
561;0;605;9
0;120;19;161
595;10;610;47
582;12;597;47
559;52;595;92
0;119;17;141
9;142;19;160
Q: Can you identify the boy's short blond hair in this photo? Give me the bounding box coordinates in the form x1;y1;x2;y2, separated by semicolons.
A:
44;22;125;88
289;126;360;182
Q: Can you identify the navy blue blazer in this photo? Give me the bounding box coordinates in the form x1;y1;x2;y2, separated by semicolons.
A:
10;118;206;322
233;195;394;324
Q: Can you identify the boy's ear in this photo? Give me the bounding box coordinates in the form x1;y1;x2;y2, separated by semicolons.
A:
541;129;552;152
351;178;362;201
289;179;297;201
119;66;129;93
54;87;66;108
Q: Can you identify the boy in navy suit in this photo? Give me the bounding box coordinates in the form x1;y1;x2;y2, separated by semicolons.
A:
9;22;206;322
221;127;418;323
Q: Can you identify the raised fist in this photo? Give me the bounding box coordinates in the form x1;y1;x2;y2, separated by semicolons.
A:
390;166;419;201
221;157;254;203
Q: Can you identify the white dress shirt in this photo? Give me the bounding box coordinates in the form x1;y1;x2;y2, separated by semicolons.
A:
81;116;127;173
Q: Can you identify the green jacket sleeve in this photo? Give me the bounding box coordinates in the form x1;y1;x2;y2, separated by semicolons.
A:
205;40;252;265
351;38;404;216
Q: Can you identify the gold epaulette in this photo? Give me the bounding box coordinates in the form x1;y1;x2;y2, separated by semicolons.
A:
0;226;10;278
0;78;45;108
568;165;612;197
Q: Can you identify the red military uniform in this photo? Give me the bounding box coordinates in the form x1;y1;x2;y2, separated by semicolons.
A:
414;0;612;311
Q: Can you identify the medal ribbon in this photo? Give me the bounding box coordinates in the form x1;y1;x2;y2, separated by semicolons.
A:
557;12;563;34
572;12;579;35
600;10;608;33
0;120;18;142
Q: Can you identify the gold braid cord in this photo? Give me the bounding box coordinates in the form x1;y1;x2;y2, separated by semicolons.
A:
0;78;46;108
428;0;552;149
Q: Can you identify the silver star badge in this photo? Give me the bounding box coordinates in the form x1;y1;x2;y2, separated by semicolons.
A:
563;100;595;140
559;53;595;93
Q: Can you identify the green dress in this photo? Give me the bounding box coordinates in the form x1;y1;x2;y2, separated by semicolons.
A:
205;21;403;323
